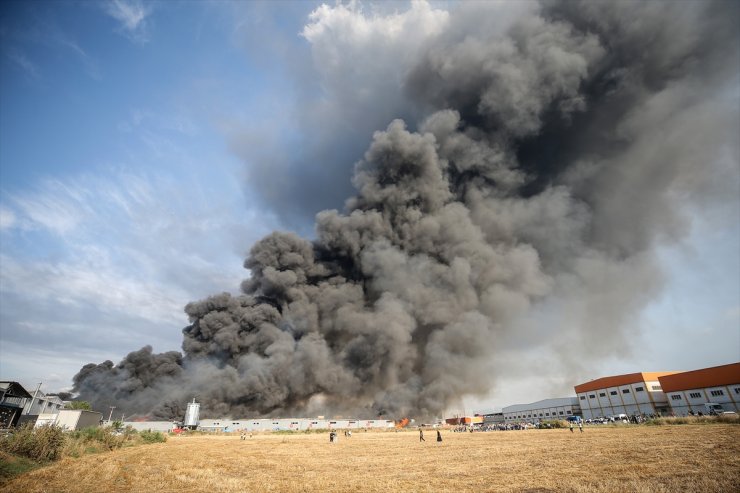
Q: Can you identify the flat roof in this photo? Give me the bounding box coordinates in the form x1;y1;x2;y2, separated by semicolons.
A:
502;397;578;414
574;372;680;394
658;362;740;393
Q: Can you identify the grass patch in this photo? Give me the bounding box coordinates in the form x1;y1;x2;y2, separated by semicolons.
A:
0;451;43;484
645;415;740;426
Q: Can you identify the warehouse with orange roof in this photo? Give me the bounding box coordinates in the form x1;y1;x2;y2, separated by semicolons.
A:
574;372;679;419
658;362;740;416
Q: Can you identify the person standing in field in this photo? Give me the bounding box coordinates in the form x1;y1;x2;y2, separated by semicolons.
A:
419;429;425;442
436;430;443;442
569;421;574;433
578;421;583;433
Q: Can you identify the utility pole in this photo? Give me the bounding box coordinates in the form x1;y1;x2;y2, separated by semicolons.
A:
108;406;116;423
25;382;42;415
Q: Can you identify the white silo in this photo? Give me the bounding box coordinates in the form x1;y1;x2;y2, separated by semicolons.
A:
184;399;200;429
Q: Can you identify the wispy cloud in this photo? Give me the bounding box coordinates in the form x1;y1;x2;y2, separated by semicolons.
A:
57;37;101;80
0;207;17;230
0;167;274;389
104;0;152;44
5;48;40;79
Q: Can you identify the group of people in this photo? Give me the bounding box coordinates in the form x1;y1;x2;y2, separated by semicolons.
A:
419;429;443;442
568;421;584;433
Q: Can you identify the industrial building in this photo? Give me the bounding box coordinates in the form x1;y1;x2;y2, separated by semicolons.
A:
502;397;581;423
122;421;178;433
444;416;483;427
22;389;65;416
659;362;740;415
481;412;504;426
574;372;678;419
0;381;32;428
197;417;396;432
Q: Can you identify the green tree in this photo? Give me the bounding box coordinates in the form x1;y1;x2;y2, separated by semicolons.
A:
66;401;92;411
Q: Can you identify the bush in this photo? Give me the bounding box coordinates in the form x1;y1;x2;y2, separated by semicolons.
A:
139;430;167;444
0;423;66;461
538;420;566;429
68;426;125;451
66;401;92;410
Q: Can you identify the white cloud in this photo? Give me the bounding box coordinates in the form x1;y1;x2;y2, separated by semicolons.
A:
5;48;40;79
0;166;275;390
57;37;101;80
104;0;152;43
0;207;16;230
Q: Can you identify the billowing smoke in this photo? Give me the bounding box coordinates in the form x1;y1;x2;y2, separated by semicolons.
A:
73;1;739;420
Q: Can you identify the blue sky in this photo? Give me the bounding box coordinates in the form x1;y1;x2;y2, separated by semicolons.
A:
0;0;738;412
1;0;306;388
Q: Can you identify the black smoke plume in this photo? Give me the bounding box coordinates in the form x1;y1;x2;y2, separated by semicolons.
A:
73;0;739;420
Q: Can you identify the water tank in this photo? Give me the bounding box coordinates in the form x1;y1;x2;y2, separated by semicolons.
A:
184;399;200;428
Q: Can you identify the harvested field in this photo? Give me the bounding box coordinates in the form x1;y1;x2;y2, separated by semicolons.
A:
2;425;739;492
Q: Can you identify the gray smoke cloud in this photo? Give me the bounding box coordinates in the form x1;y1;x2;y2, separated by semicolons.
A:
73;0;739;420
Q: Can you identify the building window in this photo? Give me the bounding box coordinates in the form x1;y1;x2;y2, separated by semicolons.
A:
734;388;740;395
545;413;550;416
671;395;682;400
652;385;661;391
622;389;630;394
710;390;725;397
589;394;596;399
580;396;586;400
635;386;644;392
610;391;617;396
689;392;701;399
599;393;606;397
558;411;564;415
566;410;572;414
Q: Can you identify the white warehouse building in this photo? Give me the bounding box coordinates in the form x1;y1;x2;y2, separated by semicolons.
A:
502;397;581;423
574;372;677;419
197;418;395;432
659;362;740;416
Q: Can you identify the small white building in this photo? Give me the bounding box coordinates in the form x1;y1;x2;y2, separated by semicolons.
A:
54;410;103;431
659;362;740;416
502;397;581;423
574;372;677;419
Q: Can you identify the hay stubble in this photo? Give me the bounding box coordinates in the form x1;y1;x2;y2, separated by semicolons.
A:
2;425;738;492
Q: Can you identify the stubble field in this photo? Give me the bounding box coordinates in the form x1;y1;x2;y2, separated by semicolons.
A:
1;424;739;493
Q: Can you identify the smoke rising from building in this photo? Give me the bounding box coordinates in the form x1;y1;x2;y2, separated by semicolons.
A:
73;1;739;420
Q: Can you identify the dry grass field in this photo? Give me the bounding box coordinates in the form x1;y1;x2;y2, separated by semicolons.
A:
2;424;739;493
